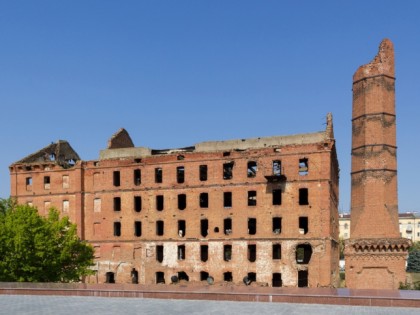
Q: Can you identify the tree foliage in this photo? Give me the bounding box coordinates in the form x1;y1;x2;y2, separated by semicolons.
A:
0;199;94;282
407;242;420;273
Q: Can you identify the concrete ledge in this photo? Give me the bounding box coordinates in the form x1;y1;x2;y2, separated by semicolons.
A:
0;283;419;308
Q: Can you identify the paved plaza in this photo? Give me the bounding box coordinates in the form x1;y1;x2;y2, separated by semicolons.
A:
0;295;418;315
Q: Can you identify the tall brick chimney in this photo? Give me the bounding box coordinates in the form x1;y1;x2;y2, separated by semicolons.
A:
345;39;410;289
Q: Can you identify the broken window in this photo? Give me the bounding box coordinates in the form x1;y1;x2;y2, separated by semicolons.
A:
248;190;257;206
62;200;69;213
247;272;256;283
272;160;281;176
223;162;234;180
214;227;219;233
176;166;185;183
224;218;232;235
131;268;138;284
272;273;282;287
223;192;232;208
113;171;120;187
200;245;208;262
105;272;115;283
178;271;189;282
156;195;164;211
200;219;208;237
247;161;257;178
134;196;142;212
224;272;233;282
299;188;309;205
156;271;165;284
44;176;50;190
273;217;282;234
248;218;257;235
223;244;232;261
134;169;141;186
199;165;208;181
134;221;142;237
156;245;164;262
155;167;162;183
200;192;208;208
178;220;186;237
113;197;121;211
178;245;185;260
272;189;282;205
62;175;69;189
156;220;164;236
177;155;184;161
299;158;308;176
223;152;230;157
178;194;186;210
298;270;308;287
200;271;209;281
299;217;308;234
26;177;32;190
248;244;256;262
296;244;312;264
273;244;281;259
114;222;121;237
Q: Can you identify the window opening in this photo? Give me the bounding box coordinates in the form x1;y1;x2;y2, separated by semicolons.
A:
224;218;232;235
178;245;185;260
273;217;282;234
200;271;209;281
156;221;164;236
299;158;308;175
105;272;115;283
178;194;186;210
156;195;164;211
298;270;309;287
272;160;281;176
134;221;142;237
223;162;234;179
273;244;281;259
156;245;164;262
248;218;257;235
200;245;208;262
224;192;232;208
26;177;32;188
244;272;256;285
200;219;208;237
155;167;162;183
296;244;312;264
156;272;165;284
248;244;256;262
113;222;121;237
199;165;208;181
200;192;208;208
272;189;282;205
134;196;142;212
178;220;186;237
223;152;230;157
113;197;121;211
247;161;257;178
177;166;185;183
131;268;138;284
214;227;219;233
299;217;308;234
248;191;257;206
113;171;120;187
177;155;184;161
178;271;189;282
134;169;141;185
224;272;233;282
223;244;232;261
44;176;50;189
299;188;309;205
272;273;282;287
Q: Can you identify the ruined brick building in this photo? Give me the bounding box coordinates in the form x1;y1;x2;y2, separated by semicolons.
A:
9;116;340;288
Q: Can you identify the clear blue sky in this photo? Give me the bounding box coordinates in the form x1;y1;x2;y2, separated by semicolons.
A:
1;1;419;212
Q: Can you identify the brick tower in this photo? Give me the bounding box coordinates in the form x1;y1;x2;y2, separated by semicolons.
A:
345;39;410;289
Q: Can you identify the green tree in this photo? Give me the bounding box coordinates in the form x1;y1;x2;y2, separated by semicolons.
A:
0;199;94;282
407;241;420;273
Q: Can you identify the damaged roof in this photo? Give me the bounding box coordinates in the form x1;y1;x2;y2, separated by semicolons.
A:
13;140;80;167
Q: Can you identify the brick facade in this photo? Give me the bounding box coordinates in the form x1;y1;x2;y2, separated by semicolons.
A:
10;119;340;288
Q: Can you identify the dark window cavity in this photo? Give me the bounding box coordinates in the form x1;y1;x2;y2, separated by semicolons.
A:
224;218;232;235
200;219;208;237
273;217;282;234
156;220;164;236
105;272;115;283
113;222;121;237
272;189;282;205
134;196;142;212
272;273;282;287
156;195;164;211
299;188;309;205
200;271;209;281
224;272;233;282
113;197;121;211
296;244;312;264
177;166;185;183
155;167;162;183
199;165;208;181
299;158;308;175
298;270;308;287
224;192;232;208
223;162;234;180
156;272;165;284
247;161;257;178
178;194;186;210
248;218;257;235
247;272;256;283
248;190;257;206
134;221;142;237
200;245;208;262
178;271;189;282
200;193;208;208
178;245;185;260
156;245;164;262
248;244;256;262
178;220;186;237
273;244;281;260
299;217;308;234
223;244;232;261
273;160;282;176
113;171;120;187
44;176;50;189
134;169;141;185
